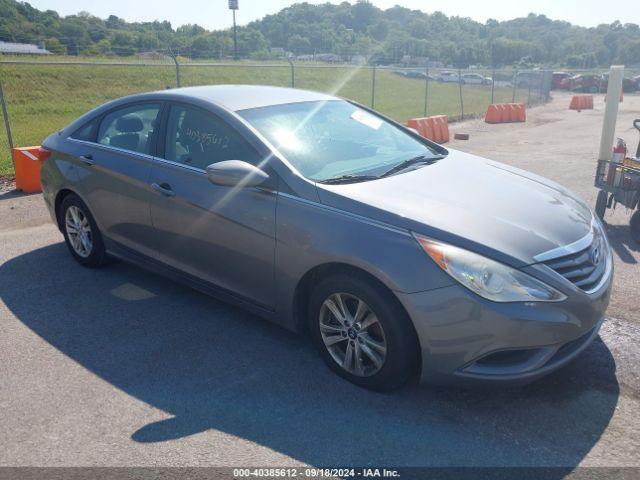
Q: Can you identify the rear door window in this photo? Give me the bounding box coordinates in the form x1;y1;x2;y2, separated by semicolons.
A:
97;103;161;155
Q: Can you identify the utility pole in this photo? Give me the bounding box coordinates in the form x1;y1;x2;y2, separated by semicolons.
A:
229;0;239;60
168;47;180;87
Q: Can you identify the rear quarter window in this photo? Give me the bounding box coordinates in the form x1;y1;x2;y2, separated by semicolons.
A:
70;117;99;142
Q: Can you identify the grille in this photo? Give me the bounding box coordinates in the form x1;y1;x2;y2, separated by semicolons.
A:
543;234;607;292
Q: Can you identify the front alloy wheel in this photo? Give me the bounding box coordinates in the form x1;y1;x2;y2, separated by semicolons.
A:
319;293;387;377
309;274;419;391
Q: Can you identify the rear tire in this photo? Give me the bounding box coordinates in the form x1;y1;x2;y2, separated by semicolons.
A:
595;190;608;220
630;210;640;244
308;273;419;391
59;194;108;268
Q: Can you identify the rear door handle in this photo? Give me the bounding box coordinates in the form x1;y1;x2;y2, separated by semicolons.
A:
79;154;94;165
151;182;176;197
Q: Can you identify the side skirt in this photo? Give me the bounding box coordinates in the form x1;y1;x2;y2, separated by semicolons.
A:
104;238;280;325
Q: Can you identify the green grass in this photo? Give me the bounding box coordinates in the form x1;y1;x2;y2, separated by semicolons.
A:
0;62;533;174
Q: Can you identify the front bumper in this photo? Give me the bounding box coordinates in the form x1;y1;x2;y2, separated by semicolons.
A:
396;266;612;386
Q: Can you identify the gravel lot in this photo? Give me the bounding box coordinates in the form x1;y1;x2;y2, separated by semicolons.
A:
0;92;638;471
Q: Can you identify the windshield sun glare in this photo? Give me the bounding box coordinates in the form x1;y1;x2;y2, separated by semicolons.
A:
239;100;441;183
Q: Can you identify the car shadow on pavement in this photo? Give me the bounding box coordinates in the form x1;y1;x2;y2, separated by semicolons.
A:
0;189;38;202
1;243;620;469
604;223;639;265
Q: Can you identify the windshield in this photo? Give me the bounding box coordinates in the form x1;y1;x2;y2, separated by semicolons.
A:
238;100;441;182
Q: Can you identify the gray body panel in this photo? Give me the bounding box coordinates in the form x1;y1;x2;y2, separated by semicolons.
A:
148;159;277;309
398;260;612;384
316;151;593;268
40;85;612;385
68;140;157;256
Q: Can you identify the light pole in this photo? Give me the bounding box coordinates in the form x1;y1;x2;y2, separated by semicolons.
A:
229;0;239;60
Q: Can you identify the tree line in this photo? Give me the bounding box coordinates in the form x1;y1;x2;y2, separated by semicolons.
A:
1;0;639;67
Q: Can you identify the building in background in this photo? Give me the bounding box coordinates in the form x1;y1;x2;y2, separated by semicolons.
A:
0;41;51;55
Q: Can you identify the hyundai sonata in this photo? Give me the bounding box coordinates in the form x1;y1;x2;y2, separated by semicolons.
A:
40;85;613;390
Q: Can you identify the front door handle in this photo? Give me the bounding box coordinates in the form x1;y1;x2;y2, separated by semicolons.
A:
79;154;94;165
151;182;176;197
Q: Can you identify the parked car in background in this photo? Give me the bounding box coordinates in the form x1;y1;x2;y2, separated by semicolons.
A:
512;71;541;88
558;76;572;90
633;75;640;91
436;71;460;83
404;70;424;79
461;73;492;85
393;70;435;81
623;77;636;92
600;73;637;93
562;74;602;93
551;72;572;89
392;70;409;78
40;85;613;391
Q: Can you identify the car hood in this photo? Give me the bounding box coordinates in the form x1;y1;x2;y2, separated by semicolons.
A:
315;149;593;267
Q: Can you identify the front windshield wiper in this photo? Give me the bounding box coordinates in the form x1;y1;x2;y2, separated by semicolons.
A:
319;153;446;184
380;154;446;178
320;174;380;185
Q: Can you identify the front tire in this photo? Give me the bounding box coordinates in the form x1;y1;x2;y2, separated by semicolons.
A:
60;194;108;268
630;210;640;244
595;190;608;220
308;273;419;391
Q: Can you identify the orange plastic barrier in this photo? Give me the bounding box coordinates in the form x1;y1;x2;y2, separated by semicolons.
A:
484;103;526;124
12;146;47;193
406;115;450;143
569;94;594;111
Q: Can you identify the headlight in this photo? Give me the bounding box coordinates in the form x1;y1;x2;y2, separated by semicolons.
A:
413;234;567;303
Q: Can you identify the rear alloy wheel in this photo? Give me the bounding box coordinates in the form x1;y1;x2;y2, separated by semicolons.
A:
60;194;108;268
309;274;419;391
65;206;93;258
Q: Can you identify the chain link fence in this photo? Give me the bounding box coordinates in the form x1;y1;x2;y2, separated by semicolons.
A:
0;58;555;174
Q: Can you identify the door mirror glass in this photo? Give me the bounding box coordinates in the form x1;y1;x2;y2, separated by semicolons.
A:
206;160;269;187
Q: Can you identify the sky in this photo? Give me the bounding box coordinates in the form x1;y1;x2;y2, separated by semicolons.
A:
26;0;640;30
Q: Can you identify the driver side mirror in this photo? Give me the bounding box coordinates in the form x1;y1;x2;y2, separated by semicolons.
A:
206;160;269;188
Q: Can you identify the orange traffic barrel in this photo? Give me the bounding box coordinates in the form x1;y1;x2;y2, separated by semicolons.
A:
12;146;50;193
569;95;594;111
